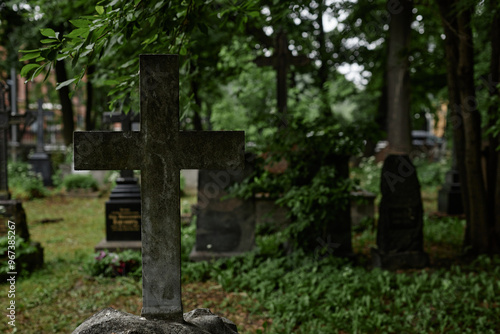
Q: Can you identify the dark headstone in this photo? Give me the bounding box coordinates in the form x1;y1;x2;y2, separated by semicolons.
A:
74;55;244;322
372;154;429;269
438;169;463;215
190;154;255;261
96;176;142;252
72;307;239;334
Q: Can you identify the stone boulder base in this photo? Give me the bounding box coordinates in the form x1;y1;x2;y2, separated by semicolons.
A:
73;308;239;334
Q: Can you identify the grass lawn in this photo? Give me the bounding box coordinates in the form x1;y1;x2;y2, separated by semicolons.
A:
0;189;499;333
0;195;269;333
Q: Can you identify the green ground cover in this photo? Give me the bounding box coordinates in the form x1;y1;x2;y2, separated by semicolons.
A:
0;173;499;333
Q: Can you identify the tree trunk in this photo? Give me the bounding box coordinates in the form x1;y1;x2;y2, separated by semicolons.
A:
317;0;331;117
456;6;489;254
437;0;471;245
488;0;500;252
55;59;75;146
386;0;412;154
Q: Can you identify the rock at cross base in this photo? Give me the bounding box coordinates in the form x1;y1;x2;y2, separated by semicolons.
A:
72;307;239;334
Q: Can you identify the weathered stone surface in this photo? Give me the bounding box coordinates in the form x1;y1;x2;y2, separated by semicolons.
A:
74;55;245;321
72;308;239;334
190;155;254;261
373;154;429;269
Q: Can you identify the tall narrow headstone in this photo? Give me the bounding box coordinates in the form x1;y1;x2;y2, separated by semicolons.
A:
372;155;429;269
73;55;244;331
28;99;54;186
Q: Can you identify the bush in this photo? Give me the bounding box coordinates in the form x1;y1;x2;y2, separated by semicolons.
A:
62;173;99;191
7;161;47;199
231;115;366;252
350;156;382;195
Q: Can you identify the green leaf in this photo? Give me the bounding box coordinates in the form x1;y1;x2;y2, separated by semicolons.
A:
96;5;104;15
40;28;56;38
56;78;77;90
19;52;41;61
31;64;47;82
70;19;90;28
179;45;187;56
19;49;41;53
20;64;40;78
66;28;90;39
41;39;58;44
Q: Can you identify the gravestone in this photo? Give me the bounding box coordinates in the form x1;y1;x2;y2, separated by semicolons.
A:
73;54;243;333
190;153;255;261
28;99;54;186
0;83;43;279
96;111;142;252
372;155;429;269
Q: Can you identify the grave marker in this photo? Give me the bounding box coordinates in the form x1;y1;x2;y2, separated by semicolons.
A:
74;55;245;321
372;155;429;269
28;99;54;186
255;30;309;120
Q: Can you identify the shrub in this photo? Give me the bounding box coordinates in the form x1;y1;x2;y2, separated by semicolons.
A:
7;161;47;199
62;173;99;191
231;115;366;252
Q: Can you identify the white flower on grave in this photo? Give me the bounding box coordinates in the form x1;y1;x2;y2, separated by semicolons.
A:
111;253;119;263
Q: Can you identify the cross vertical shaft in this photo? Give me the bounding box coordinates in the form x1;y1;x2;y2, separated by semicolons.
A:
140;55;183;320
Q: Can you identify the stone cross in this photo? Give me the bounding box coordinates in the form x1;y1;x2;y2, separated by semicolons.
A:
255;30;309;118
0;83;9;200
74;55;245;321
33;99;54;154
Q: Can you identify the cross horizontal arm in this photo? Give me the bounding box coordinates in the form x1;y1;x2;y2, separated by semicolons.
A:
74;131;142;170
178;131;245;170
